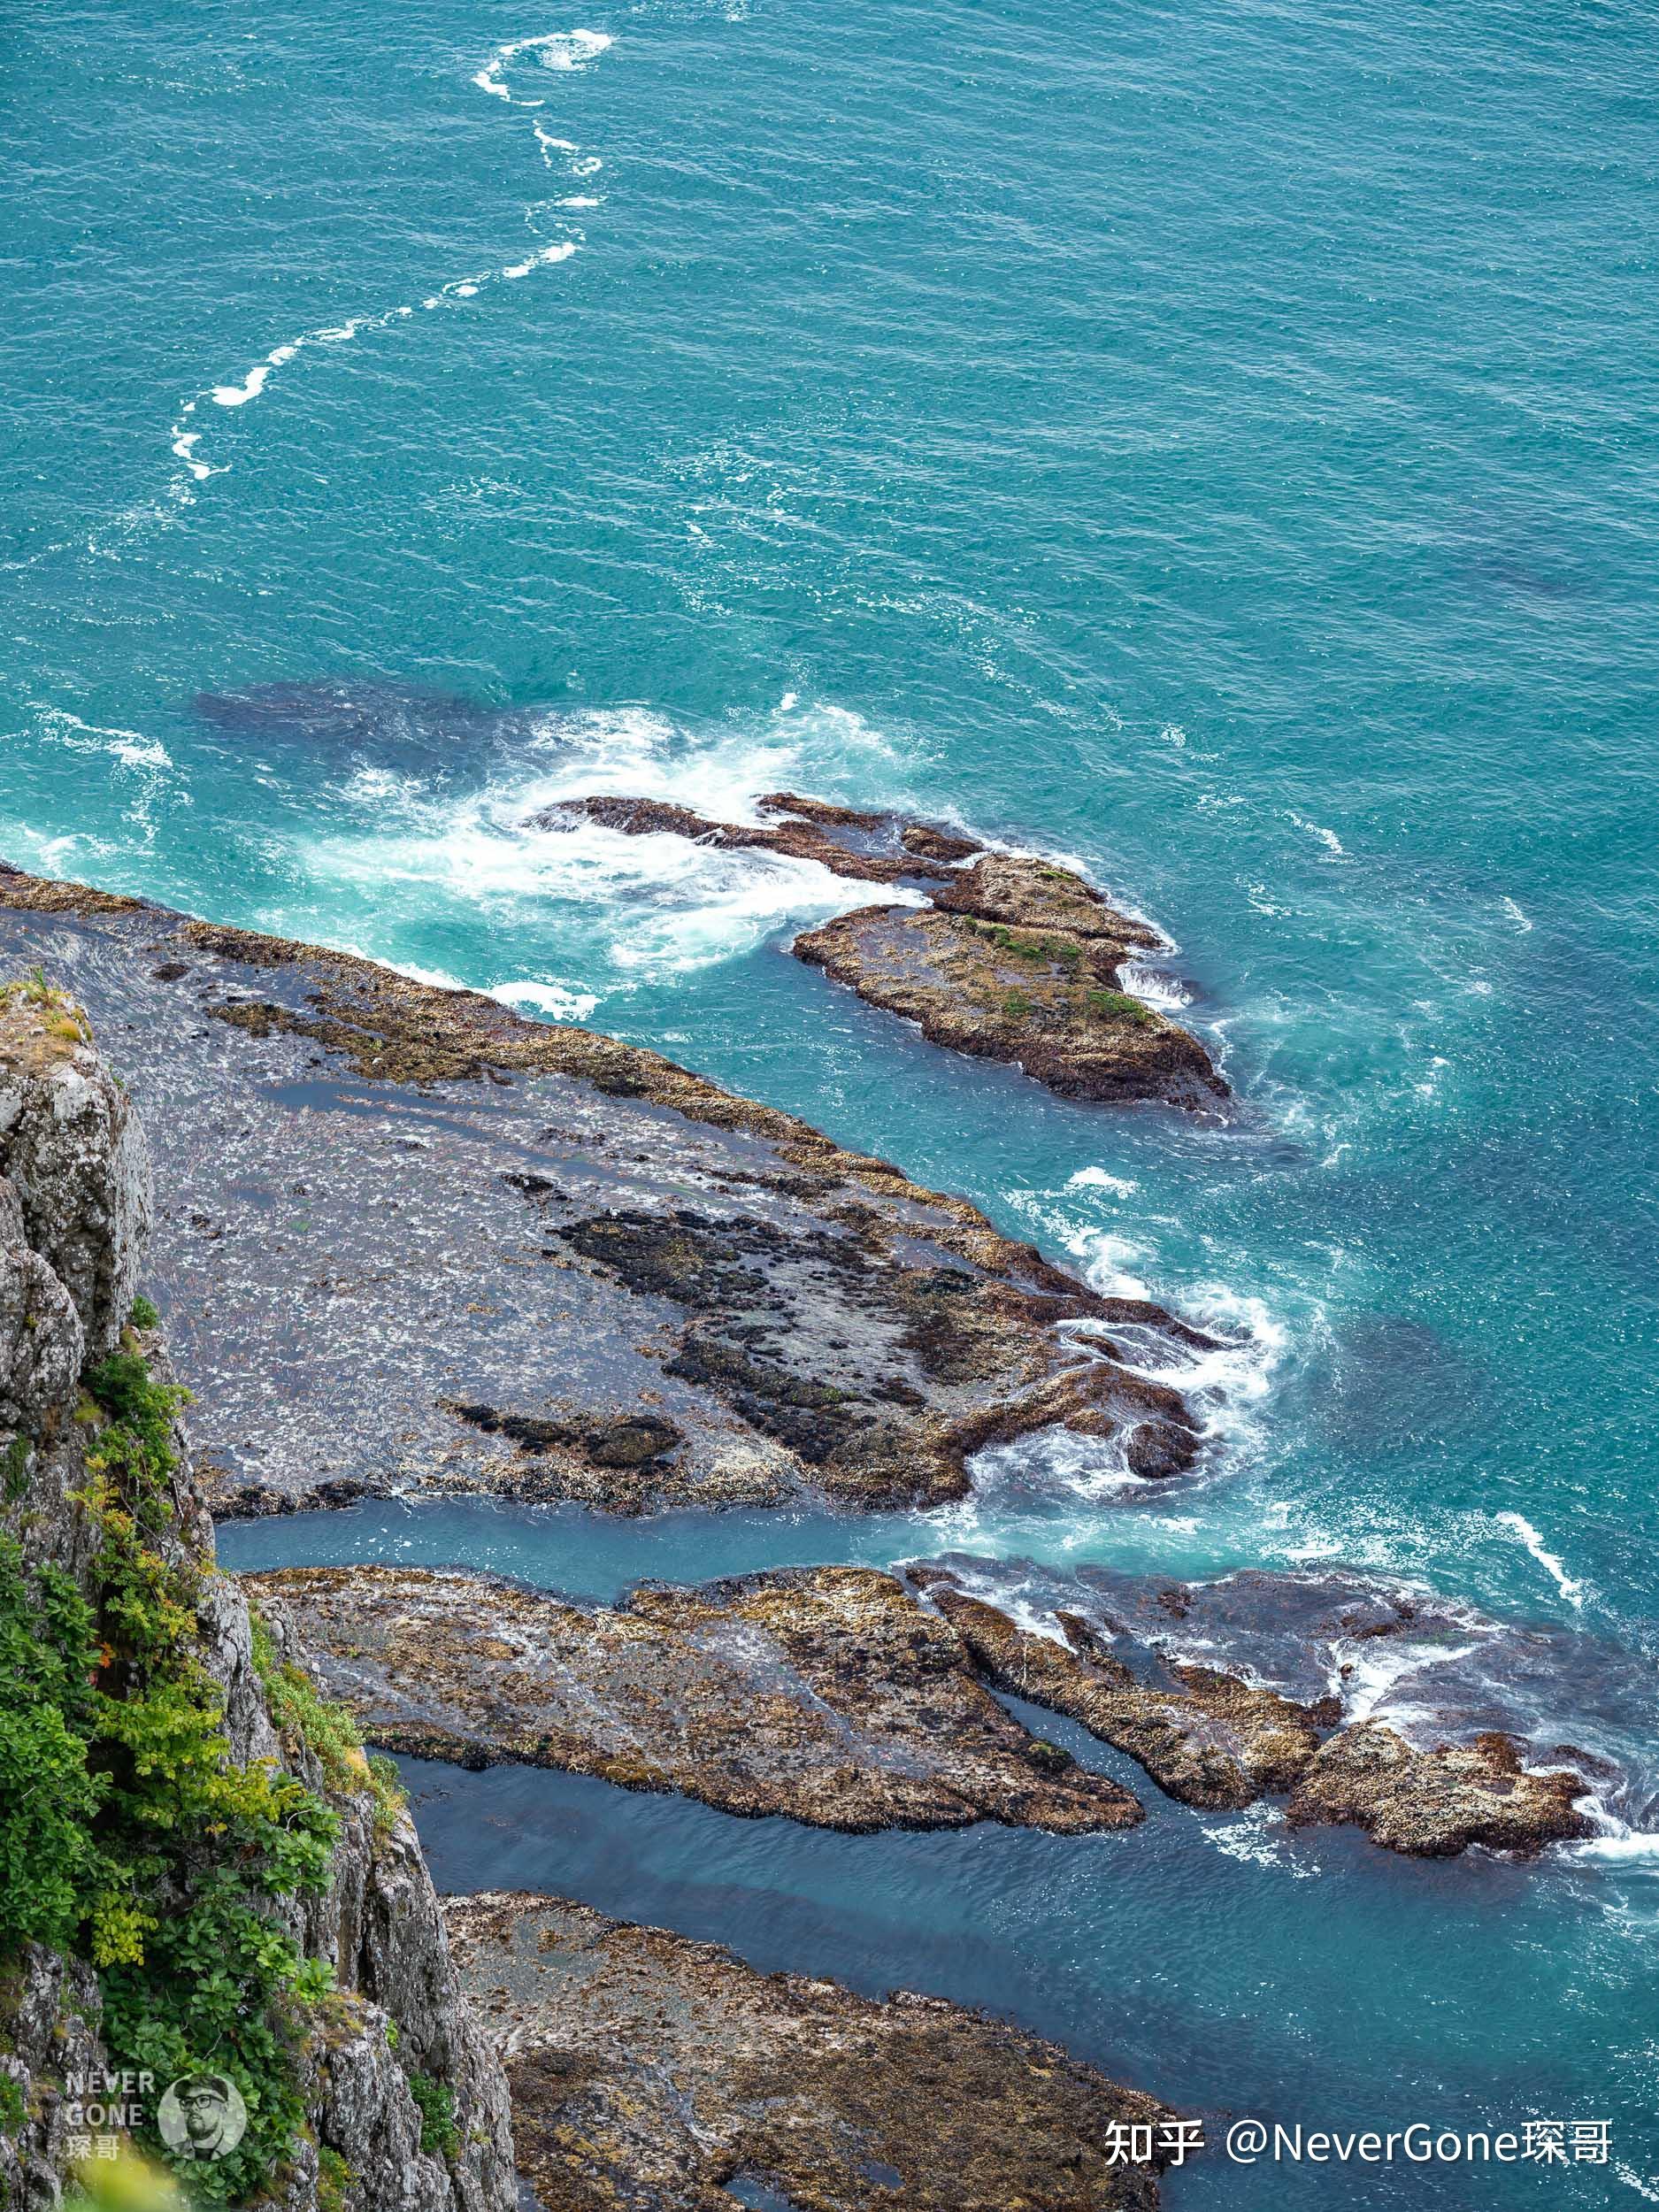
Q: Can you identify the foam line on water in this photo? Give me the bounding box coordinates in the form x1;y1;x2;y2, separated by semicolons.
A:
165;27;613;500
1494;1510;1589;1609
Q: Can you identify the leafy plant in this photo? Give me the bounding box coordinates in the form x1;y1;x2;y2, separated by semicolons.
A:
0;1540;106;1954
0;1346;346;2203
2;1435;30;1502
408;2073;459;2160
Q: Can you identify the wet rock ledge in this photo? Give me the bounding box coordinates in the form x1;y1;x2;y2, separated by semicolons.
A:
0;864;1217;1518
446;1892;1170;2212
250;1559;1595;1858
243;1564;1143;1833
530;791;1225;1110
912;1562;1599;1858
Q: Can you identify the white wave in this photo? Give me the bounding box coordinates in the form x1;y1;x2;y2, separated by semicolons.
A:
1066;1165;1139;1198
503;242;578;279
1615;2164;1659;2204
1500;895;1533;933
967;1424;1149;1508
211;362;277;408
1118;960;1191;1011
1334;1635;1487;1727
1287;810;1347;857
474;27;613;104
1494;1510;1588;1609
387;960;467;990
35;706;173;772
290;706;918;989
915;1563;1075;1647
1571;1825;1659;1866
488;979;599;1021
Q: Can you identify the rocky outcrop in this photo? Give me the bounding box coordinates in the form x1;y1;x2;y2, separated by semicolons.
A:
1286;1724;1594;1856
913;1574;1322;1809
534;795;1224;1110
526;790;982;886
245;1553;1595;1861
796;855;1225;1110
446;1892;1171;2212
0;866;1215;1517
242;1564;1145;1835
0;981;514;2212
906;1561;1598;1856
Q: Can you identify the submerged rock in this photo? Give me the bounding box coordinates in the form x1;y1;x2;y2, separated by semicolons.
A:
796;856;1225;1110
448;1892;1171;2212
242;1563;1146;1834
0;865;1212;1516
528;790;981;886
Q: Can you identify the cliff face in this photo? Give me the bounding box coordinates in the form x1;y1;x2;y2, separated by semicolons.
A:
0;982;514;2212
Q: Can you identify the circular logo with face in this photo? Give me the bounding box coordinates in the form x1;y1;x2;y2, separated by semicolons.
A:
157;2074;249;2162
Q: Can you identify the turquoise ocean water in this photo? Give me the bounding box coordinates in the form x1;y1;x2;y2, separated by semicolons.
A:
6;0;1657;2199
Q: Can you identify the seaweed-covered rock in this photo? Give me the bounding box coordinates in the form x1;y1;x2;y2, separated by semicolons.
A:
446;1892;1171;2212
242;1563;1146;1835
526;802;1221;1110
0;866;1213;1516
908;1559;1604;1856
795;877;1224;1110
1286;1723;1594;1856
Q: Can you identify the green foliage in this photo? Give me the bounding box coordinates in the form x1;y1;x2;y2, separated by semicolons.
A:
317;2146;355;2212
128;1295;160;1331
0;1347;345;2203
0;1539;106;1954
366;1752;408;1839
1;1435;29;1502
1001;989;1032;1018
251;1615;373;1801
408;2073;459;2161
968;918;1055;963
100;1871;334;2208
0;972;90;1041
1084;987;1156;1028
0;2072;25;2135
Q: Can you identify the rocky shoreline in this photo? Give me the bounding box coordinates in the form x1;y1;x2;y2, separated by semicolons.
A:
529;794;1226;1109
0;863;1216;1519
244;1563;1146;1833
445;1892;1171;2211
0;855;1617;2212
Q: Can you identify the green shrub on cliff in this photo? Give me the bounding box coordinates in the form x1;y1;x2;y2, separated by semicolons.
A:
0;1347;345;2203
408;2073;459;2160
0;1539;105;1954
